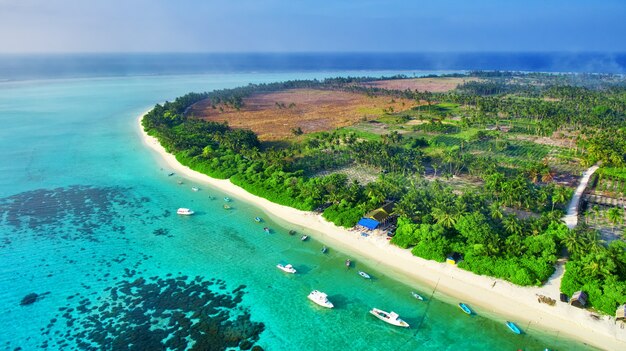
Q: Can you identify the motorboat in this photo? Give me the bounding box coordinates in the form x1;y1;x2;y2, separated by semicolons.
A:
459;303;472;315
345;259;351;267
506;321;521;334
301;235;308;241
254;217;262;222
177;208;194;216
224;197;231;202
369;308;409;328
264;227;271;234
358;271;371;279
411;291;424;301
168;172;175;176
223;204;231;210
177;180;183;185
288;230;297;235
191;186;199;192
276;263;296;274
321;246;328;254
307;290;334;308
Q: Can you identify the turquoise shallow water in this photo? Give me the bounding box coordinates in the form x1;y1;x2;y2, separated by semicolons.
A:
0;72;596;350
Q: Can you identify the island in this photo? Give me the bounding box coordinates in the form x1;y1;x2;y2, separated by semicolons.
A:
140;72;626;350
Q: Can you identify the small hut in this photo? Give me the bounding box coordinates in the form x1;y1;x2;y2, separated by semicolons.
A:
446;252;463;265
569;291;588;308
616;304;626;322
365;202;395;228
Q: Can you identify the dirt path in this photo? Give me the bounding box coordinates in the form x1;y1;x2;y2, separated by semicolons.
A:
542;165;600;299
563;165;599;229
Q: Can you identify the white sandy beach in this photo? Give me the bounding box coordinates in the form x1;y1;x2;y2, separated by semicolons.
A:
138;112;626;351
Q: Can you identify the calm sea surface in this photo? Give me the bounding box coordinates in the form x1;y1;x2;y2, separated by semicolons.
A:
0;59;598;350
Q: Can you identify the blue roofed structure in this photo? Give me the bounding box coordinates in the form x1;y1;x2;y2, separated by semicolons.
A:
357;217;379;230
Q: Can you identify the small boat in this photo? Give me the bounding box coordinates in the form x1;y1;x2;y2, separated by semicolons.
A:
321;246;328;254
307;290;334;308
276;263;296;274
177;180;183;185
411;291;424;301
224;197;231;202
459;303;472;315
191;186;199;192
345;259;351;268
254;217;262;223
168;172;175;176
177;208;194;216
506;321;521;334
288;230;296;235
301;235;308;241
223;204;231;210
264;227;271;234
369;308;409;328
358;271;371;279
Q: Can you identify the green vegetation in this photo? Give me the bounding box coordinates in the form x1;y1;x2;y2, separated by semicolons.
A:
143;72;626;314
561;225;626;314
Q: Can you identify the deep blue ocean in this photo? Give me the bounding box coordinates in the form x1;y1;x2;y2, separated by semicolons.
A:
0;52;624;81
0;54;601;350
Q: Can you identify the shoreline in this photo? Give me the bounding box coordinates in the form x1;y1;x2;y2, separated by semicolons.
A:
137;112;625;350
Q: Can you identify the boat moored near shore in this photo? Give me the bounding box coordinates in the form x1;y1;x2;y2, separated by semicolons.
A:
506;321;522;334
459;303;472;315
308;290;334;308
277;263;296;274
177;208;194;215
411;291;424;301
369;308;409;328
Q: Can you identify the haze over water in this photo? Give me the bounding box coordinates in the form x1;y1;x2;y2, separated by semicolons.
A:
0;55;598;350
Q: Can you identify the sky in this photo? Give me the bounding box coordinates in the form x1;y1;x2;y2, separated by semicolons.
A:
0;0;625;53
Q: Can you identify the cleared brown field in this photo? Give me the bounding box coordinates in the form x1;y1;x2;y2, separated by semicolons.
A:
188;89;418;140
360;77;480;92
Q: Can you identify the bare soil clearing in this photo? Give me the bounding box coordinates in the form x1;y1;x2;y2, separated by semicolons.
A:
188;89;417;141
360;77;480;92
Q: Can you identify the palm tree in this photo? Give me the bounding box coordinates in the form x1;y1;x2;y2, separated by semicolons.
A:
431;207;457;228
502;215;523;236
552;186;570;211
561;229;584;258
489;202;504;220
606;207;624;234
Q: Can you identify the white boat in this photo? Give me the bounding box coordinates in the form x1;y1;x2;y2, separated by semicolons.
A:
276;263;296;274
359;271;371;279
307;290;334;308
224;197;231;202
369;308;409;328
411;291;424;301
301;235;309;241
177;208;194;215
191;186;199;192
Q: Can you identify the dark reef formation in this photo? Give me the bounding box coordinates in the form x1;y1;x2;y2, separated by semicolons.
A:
43;276;264;350
0;185;155;245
